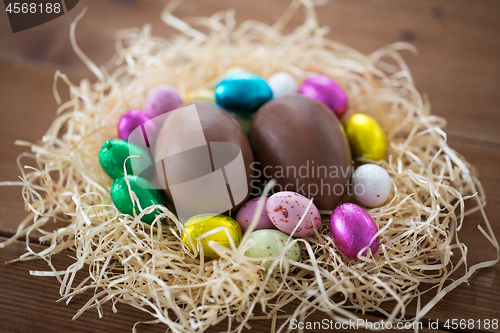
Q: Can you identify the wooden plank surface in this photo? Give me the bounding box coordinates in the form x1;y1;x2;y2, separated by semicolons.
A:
0;0;499;332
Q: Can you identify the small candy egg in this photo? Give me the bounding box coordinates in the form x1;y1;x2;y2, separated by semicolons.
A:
118;109;156;141
235;197;276;232
330;203;379;260
343;113;386;161
266;191;322;237
351;164;392;207
99;139;152;179
300;74;348;116
111;175;167;224
215;73;273;115
185;89;215;103
143;84;183;118
181;213;242;258
267;72;297;98
222;66;248;78
244;229;301;271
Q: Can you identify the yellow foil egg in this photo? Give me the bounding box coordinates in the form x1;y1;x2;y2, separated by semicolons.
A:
182;214;242;258
185;89;215;103
344;113;386;161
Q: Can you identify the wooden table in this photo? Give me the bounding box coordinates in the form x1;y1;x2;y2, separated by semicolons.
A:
1;0;499;332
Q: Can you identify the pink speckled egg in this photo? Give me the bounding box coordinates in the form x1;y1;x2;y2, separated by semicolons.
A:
330;203;379;260
143;85;183;118
300;74;348;116
235;197;276;232
118;109;156;141
266;191;322;237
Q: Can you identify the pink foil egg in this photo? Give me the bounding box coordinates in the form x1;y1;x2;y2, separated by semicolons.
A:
266;191;322;237
235;197;276;232
143;84;183;118
118;109;157;142
330;203;379;260
300;74;348;116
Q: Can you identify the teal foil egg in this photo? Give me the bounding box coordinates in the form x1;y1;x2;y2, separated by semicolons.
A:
99;138;152;180
111;175;167;224
215;73;273;115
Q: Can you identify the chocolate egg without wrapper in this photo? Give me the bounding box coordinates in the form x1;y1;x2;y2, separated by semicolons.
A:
250;94;352;210
155;101;254;222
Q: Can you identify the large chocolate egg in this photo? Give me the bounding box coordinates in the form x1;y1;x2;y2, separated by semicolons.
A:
249;94;352;210
154;101;254;222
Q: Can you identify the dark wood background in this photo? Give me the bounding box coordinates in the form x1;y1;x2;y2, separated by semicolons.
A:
0;0;499;332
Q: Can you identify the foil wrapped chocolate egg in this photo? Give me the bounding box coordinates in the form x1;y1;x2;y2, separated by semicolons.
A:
244;229;301;272
111;175;167;224
300;74;348;116
344;113;386;161
330;203;379;260
118;109;156;141
215;73;273;115
250;94;352;210
182;213;242;258
99;139;152;180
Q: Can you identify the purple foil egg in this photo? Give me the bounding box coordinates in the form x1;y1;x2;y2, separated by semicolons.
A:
300;74;348;116
330;203;379;260
118;109;156;143
143;84;183;118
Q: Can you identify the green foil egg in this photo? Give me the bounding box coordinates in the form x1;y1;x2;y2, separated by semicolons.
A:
110;175;166;224
343;113;387;161
99;138;152;180
182;214;242;258
244;229;301;272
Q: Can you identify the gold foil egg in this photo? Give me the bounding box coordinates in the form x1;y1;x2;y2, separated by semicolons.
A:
185;89;215;103
182;214;242;258
344;113;386;161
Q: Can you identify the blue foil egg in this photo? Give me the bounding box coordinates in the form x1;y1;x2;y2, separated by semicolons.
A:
215;73;273;115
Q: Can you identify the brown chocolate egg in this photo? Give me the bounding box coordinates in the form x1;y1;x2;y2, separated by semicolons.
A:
249;94;352;210
154;101;254;222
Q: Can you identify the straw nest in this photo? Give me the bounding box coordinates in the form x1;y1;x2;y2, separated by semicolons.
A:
1;0;498;332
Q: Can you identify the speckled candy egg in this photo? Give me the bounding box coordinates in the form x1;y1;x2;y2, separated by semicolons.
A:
99;139;152;179
344;113;387;161
300;74;348;116
244;229;301;272
266;191;322;237
235;197;276;232
111;175;167;224
143;84;183;118
181;213;242;258
330;203;379;260
352;164;392;207
267;72;297;98
118;109;156;141
215;73;273;115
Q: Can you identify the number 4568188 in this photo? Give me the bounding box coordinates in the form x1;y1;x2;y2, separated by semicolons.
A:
6;2;61;14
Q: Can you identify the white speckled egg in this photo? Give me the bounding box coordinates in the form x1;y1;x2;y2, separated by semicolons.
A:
235;197;277;232
244;229;301;271
266;191;322;237
267;72;297;98
351;164;392;207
